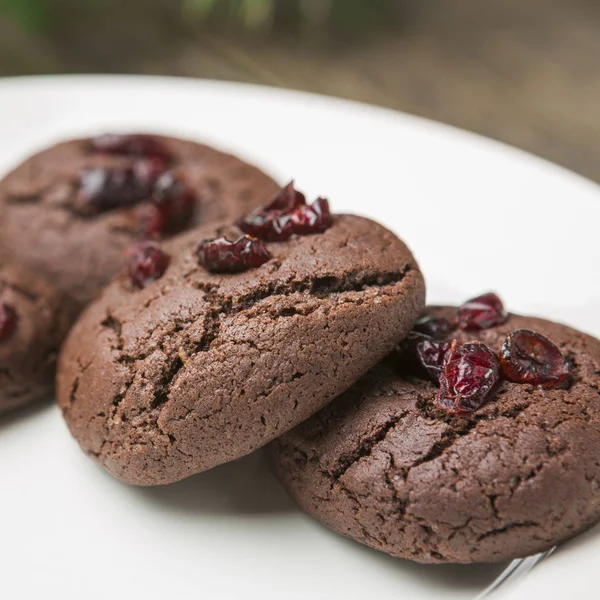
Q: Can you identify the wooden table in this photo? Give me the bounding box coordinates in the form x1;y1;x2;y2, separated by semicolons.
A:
1;0;599;183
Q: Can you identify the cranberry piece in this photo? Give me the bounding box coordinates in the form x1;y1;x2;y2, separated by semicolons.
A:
418;337;452;381
198;236;271;273
438;340;501;413
238;182;333;242
76;157;171;216
90;134;172;161
127;241;169;288
149;171;196;234
0;302;17;341
287;197;333;236
76;166;151;215
134;157;171;189
499;329;570;388
265;180;307;212
136;204;166;238
457;293;508;330
396;333;451;381
240;211;295;242
413;314;456;339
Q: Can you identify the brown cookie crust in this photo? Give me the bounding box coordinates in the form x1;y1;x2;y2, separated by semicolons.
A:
270;307;600;564
0;262;72;413
57;215;425;486
0;135;279;309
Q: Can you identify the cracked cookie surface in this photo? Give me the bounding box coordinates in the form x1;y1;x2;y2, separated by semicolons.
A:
57;214;425;485
0;135;279;309
270;307;600;563
0;261;72;413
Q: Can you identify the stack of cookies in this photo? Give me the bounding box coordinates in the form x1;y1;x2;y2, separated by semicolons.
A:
1;133;599;565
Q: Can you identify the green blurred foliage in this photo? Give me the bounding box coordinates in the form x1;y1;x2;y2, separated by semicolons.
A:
183;0;395;32
0;0;48;30
0;0;394;35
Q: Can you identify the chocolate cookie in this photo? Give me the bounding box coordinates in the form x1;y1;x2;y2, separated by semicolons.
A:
271;301;600;564
0;260;72;413
57;196;425;485
0;134;279;309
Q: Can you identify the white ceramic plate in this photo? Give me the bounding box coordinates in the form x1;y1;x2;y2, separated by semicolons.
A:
0;75;598;600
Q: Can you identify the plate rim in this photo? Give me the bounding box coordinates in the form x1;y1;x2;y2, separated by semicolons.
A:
0;73;597;199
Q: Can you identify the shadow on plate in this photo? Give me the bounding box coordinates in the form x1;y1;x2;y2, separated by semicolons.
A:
0;398;54;432
132;448;295;516
133;448;508;591
314;515;509;593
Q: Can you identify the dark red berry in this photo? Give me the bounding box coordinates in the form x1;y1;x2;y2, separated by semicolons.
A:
457;293;508;330
150;171;196;234
127;241;169;288
418;337;452;381
198;236;271;273
134;157;171;189
287;197;333;236
76;156;172;217
438;340;501;413
90;134;172;161
238;182;333;242
397;333;450;381
413;314;456;339
76;166;152;215
0;302;17;341
136;204;166;238
499;329;570;388
265;180;306;212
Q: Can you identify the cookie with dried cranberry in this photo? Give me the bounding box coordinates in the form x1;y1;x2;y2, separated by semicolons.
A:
270;302;600;564
0;134;279;310
57;197;425;485
0;261;72;413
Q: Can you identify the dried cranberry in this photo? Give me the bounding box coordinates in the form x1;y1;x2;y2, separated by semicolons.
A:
287;198;332;236
148;171;196;234
198;236;271;273
134;157;170;189
499;329;570;388
90;134;172;161
127;241;169;288
0;302;17;341
265;181;306;212
438;340;501;413
418;337;452;381
136;204;166;238
413;314;456;339
398;333;451;381
457;293;508;331
76;156;172;217
76;167;151;215
238;182;333;242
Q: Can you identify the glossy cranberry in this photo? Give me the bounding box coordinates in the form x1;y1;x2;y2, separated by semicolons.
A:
135;204;166;238
457;293;508;331
438;340;501;413
396;333;451;381
76;167;152;215
418;337;451;381
0;302;17;341
413;314;456;339
265;181;306;212
127;241;170;288
134;157;171;188
238;182;333;242
288;197;332;236
198;236;271;273
90;134;172;161
149;171;196;234
499;329;570;388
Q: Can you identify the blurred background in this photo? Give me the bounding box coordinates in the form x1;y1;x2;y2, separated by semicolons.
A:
0;0;598;181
